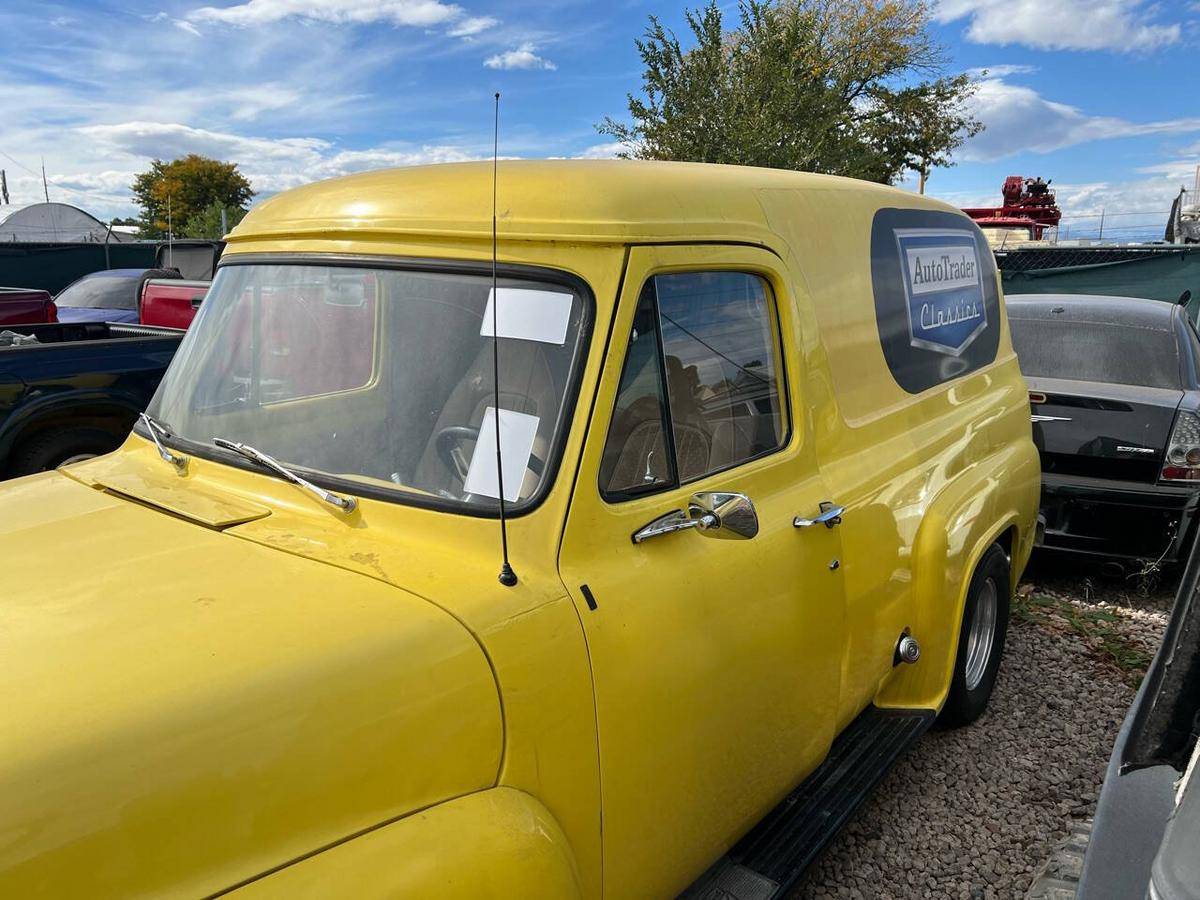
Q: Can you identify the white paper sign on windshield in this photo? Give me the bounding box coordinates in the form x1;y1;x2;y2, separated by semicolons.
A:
480;287;572;345
463;407;540;503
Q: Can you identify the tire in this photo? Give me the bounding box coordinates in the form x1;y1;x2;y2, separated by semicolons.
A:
10;427;122;476
938;543;1011;728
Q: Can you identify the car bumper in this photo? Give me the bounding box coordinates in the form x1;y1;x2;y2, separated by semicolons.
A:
1038;473;1200;562
1076;678;1180;900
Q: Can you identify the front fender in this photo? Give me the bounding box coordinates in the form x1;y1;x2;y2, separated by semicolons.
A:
876;437;1040;712
228;788;584;900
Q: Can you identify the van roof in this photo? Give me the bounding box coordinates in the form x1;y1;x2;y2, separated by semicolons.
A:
226;160;951;250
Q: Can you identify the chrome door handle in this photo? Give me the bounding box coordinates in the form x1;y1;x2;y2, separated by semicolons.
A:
632;491;759;544
793;502;844;529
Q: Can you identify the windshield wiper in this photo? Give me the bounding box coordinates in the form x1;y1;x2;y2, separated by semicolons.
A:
139;413;188;470
213;438;357;514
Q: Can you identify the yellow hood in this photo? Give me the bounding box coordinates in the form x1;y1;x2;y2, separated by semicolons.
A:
0;472;502;898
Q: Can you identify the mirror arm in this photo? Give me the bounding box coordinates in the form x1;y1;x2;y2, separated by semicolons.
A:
632;508;718;544
631;491;758;543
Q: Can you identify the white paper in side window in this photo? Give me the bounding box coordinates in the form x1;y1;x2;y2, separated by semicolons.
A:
463;407;541;503
480;287;572;345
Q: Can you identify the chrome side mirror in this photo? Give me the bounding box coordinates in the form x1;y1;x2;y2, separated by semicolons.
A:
632;491;758;544
690;491;758;540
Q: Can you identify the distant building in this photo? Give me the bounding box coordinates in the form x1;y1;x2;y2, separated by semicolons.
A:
0;202;135;243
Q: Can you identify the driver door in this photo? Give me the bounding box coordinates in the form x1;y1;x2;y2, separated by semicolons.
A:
558;245;847;898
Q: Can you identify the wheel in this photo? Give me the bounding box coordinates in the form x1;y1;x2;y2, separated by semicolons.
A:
10;427;122;476
938;543;1011;728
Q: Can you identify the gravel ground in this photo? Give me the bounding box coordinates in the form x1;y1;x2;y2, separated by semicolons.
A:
790;556;1175;900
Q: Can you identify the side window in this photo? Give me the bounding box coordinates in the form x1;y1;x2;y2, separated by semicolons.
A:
599;271;786;500
598;282;675;498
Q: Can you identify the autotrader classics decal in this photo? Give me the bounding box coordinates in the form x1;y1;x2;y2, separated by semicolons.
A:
896;229;987;356
871;208;1000;394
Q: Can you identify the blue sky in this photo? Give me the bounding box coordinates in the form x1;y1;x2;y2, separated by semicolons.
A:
1;0;1197;241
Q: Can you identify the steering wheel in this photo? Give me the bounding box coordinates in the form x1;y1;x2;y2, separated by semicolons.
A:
433;424;546;487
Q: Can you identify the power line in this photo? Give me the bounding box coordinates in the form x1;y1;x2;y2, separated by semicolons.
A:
659;311;772;385
0;147;128;209
1057;210;1167;220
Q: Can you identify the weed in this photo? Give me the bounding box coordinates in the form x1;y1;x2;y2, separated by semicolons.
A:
1012;590;1153;687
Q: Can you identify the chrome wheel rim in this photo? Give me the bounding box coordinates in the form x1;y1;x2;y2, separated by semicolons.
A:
964;577;998;691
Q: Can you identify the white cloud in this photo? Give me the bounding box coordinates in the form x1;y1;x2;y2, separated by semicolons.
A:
484;43;556;71
189;0;463;28
147;10;202;35
932;174;1185;242
936;0;1181;52
1134;158;1200;184
186;0;505;49
447;15;496;37
0;2;554;221
74;120;484;196
964;64;1037;78
52;170;141;194
1051;178;1183;241
225;85;305;121
959;79;1200;161
81;121;330;164
573;141;629;159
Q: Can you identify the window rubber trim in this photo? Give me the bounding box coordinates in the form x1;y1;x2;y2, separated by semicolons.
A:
135;251;595;520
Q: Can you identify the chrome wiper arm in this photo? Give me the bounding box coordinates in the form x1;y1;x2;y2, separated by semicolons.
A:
213;438;357;514
138;413;188;469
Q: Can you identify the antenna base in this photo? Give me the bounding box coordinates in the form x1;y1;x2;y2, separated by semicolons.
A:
498;563;518;587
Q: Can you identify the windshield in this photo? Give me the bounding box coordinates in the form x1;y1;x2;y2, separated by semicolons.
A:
147;262;588;511
56;273;139;309
1009;316;1181;389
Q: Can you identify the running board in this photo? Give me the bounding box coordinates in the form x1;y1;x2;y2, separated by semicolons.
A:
682;706;936;900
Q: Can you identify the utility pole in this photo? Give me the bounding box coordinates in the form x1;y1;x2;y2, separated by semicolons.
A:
1098;208;1105;242
220;206;228;236
40;158;50;202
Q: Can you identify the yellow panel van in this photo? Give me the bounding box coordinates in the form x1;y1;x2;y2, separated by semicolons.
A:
0;161;1040;899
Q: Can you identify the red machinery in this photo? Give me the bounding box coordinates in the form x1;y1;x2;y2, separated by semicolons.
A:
963;176;1062;240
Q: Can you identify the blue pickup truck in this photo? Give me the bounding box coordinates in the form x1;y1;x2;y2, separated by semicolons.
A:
0;322;183;477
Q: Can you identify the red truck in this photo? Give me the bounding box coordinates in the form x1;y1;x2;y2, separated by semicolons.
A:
0;288;57;327
139;279;209;329
138;239;222;329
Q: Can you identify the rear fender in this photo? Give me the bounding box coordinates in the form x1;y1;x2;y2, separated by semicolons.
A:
227;788;584;900
876;440;1039;712
0;391;141;461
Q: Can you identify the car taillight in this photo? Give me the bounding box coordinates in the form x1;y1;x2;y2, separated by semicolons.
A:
47;301;58;323
1162;410;1200;481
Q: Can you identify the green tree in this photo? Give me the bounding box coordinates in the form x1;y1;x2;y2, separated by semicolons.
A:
131;155;253;238
182;201;248;239
598;0;983;185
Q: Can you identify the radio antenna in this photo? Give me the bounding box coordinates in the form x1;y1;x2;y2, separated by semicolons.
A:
491;91;517;587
